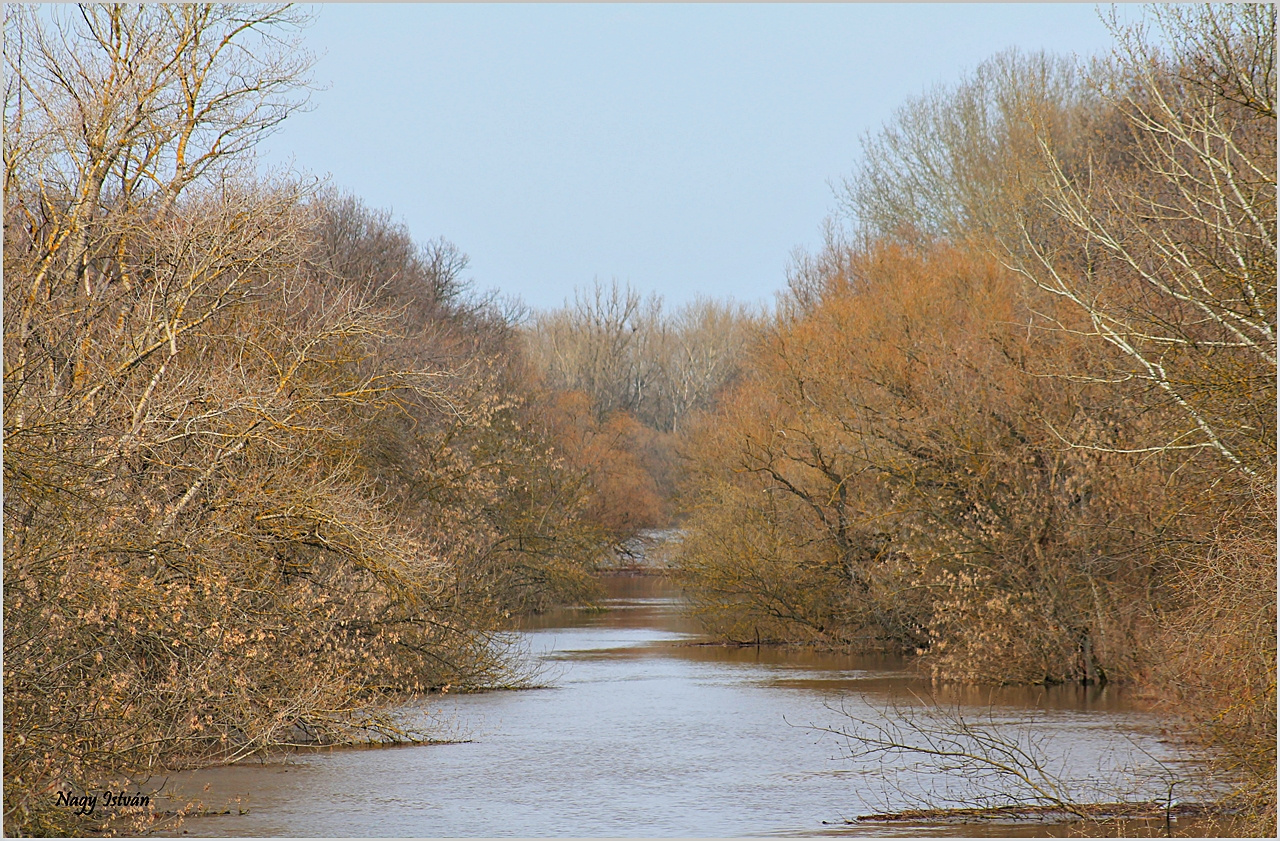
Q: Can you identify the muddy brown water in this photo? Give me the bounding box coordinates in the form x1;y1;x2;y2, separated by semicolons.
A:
162;575;1193;837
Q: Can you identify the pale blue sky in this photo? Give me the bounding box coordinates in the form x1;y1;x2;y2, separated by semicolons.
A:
260;3;1123;312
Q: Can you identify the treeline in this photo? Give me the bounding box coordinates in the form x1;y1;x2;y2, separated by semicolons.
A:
2;5;615;834
523;282;756;537
670;5;1275;830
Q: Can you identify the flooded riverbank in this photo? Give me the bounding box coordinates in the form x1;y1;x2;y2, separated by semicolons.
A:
163;575;1192;837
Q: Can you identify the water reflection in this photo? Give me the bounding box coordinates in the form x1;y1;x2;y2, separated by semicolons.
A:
166;574;1187;837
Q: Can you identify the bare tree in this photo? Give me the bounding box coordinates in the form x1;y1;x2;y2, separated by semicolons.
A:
4;3;316;441
528;279;663;421
840;49;1088;248
527;282;753;433
652;297;754;433
1006;5;1276;474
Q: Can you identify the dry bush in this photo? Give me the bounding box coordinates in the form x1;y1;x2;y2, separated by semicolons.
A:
584;413;669;538
537;392;669;545
3;7;610;835
814;2;1275;821
3;187;520;831
522;283;756;558
1149;475;1277;832
675;240;1176;683
673;468;864;645
295;195;612;619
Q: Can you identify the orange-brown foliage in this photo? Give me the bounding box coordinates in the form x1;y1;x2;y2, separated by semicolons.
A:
540;392;669;543
676;241;1179;683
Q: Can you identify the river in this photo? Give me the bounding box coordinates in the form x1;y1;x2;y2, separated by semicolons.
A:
165;574;1187;837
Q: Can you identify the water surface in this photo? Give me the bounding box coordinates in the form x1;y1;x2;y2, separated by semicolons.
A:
167;575;1178;837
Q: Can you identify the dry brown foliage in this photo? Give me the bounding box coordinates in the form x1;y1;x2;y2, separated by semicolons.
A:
675;241;1175;680
2;6;607;834
1148;474;1277;833
681;3;1275;828
521;281;757;550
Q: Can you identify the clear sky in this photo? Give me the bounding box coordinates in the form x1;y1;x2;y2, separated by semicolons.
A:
259;3;1123;312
